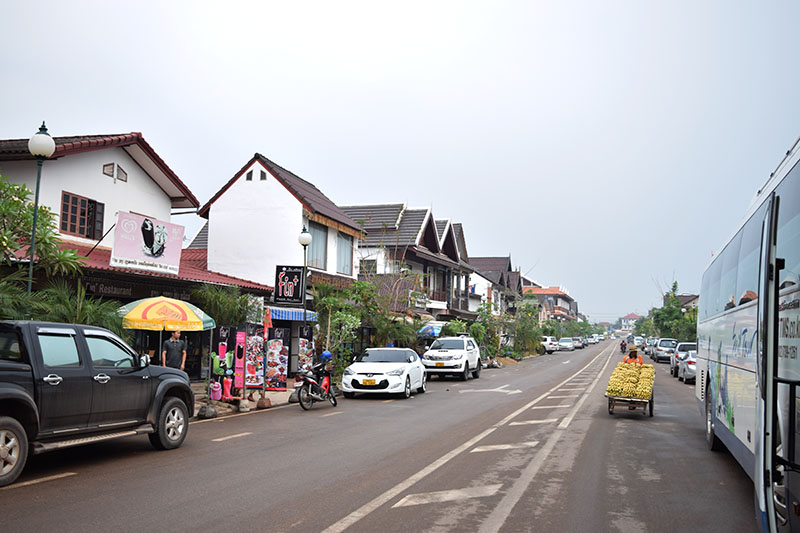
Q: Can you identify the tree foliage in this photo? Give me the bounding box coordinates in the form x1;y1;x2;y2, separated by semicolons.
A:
190;284;258;326
651;282;697;341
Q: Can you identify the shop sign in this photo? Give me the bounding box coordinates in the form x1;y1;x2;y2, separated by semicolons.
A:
110;211;185;275
274;265;304;304
265;327;290;391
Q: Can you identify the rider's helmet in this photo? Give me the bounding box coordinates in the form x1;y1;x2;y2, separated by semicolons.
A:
321;350;332;361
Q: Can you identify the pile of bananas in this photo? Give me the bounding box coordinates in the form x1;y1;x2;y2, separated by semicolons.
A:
606;363;654;399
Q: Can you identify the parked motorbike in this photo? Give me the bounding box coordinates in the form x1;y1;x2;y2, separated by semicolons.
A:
295;361;337;411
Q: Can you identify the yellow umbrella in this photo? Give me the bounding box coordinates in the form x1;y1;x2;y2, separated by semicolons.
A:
118;296;216;331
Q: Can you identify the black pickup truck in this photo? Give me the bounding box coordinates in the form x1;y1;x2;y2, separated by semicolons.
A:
0;320;194;487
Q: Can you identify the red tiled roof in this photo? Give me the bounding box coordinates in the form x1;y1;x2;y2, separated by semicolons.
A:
0;132;199;208
60;242;272;293
622;313;642;320
524;286;566;296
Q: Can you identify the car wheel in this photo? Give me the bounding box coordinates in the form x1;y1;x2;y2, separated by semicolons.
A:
472;360;481;379
461;362;469;381
148;397;188;451
705;384;724;451
402;376;412;399
0;416;28;488
417;374;427;394
678;370;684;382
343;391;355;399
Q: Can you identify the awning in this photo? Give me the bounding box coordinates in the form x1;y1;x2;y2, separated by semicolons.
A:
270;307;317;322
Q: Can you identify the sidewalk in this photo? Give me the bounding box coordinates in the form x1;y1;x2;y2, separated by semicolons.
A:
191;380;295;418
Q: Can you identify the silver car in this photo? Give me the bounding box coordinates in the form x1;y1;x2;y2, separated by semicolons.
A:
559;337;575;351
678;350;697;383
671;342;697;377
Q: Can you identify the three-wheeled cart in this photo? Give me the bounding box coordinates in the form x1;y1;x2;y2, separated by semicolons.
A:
605;391;653;417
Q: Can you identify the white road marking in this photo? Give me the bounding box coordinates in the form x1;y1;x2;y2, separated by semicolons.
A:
191;402;293;425
558;388;585;391
392;484;503;508
562;360;571;364
459;384;522;395
320;426;497;533
471;441;539;453
530;404;571;409
548;395;579;399
323;347;610;533
558;349;615;430
212;432;252;442
509;418;559;426
0;472;76;491
478;344;616;533
321;411;343;417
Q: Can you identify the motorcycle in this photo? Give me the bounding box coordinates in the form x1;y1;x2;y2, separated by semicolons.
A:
295;361;337;411
620;343;627;355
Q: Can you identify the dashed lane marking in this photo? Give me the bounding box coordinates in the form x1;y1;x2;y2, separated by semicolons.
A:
392;484;503;508
530;404;571;409
509;418;559;426
548;395;579;399
0;472;76;490
558;388;585;391
321;411;343;417
471;442;539;453
212;432;252;442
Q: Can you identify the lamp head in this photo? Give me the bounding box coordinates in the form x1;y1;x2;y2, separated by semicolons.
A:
28;121;56;159
298;226;312;246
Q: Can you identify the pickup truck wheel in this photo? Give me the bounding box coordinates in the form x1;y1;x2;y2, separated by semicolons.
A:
0;417;28;488
148;397;188;451
472;360;481;379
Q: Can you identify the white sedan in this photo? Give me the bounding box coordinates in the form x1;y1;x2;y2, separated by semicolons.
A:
341;348;426;399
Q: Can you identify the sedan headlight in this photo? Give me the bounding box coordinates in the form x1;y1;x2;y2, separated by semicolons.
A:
452;352;464;359
386;367;405;376
344;367;354;376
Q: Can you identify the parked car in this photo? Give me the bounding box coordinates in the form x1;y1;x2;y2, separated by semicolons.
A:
678;349;697;383
540;336;559;354
633;336;644;348
573;337;584;349
0;320;193;488
342;348;426;399
653;338;678;363
421;336;481;380
559;337;576;351
644;337;657;356
586;335;598;345
671;342;697;377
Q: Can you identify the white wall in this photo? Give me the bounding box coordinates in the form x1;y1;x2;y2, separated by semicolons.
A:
207;160;304;286
0;148;173;247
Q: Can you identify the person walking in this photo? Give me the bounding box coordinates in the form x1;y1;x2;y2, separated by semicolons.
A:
162;330;187;371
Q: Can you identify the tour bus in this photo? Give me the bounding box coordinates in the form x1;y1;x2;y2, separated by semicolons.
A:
696;135;800;532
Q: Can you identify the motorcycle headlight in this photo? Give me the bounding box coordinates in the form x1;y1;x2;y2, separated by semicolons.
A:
386;367;405;376
344;367;354;376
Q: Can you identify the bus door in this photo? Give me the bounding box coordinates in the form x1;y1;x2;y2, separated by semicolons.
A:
764;164;800;532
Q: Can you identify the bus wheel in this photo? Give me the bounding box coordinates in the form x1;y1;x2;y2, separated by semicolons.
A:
705;385;723;451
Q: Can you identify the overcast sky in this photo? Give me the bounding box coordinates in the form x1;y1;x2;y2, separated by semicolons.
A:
2;1;799;322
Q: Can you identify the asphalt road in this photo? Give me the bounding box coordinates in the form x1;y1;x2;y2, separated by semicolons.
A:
2;342;758;532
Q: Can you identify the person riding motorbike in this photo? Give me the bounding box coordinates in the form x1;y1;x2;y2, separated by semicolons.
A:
623;345;643;365
620;339;627;354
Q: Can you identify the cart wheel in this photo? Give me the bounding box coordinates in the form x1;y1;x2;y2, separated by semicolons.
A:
649;397;654;417
608;398;614;415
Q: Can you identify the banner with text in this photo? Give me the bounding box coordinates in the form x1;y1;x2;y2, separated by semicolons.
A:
110;211;184;275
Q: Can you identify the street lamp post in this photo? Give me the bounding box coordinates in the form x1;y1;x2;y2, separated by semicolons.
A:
26;122;56;296
298;225;312;357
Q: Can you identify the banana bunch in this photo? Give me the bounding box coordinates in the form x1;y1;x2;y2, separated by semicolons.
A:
606;363;654;399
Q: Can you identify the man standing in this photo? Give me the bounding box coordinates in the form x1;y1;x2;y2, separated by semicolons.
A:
162;331;187;371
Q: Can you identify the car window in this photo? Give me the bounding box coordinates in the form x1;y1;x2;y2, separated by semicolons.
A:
38;333;81;368
430;339;464;350
659;340;678;348
467;341;475;349
0;328;22;361
85;336;135;368
356;349;410;363
677;343;697;352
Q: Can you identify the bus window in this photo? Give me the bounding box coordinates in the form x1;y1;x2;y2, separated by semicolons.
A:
704;256;722;318
776;162;800;290
736;202;768;305
721;232;742;311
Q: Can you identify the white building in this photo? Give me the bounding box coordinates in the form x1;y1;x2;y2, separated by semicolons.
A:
197;153;362;289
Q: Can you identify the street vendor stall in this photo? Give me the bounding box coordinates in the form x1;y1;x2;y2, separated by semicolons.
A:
605;362;654;417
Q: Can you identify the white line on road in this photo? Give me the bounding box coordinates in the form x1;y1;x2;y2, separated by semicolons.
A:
0;472;76;490
530;404;571;409
558;349;614;430
558;388;585;391
548;395;579;399
212;432;252;442
321;411;343;417
509;418;559;426
392;484;503;508
562;360;571;364
459;384;522;395
471;441;539;453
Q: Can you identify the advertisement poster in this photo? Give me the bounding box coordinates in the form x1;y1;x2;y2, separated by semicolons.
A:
244;323;265;389
110;211;185;275
265;327;290;391
234;331;246;389
298;325;314;370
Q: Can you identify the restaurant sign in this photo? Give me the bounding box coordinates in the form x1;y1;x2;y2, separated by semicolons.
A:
110;211;184;275
274;265;304;304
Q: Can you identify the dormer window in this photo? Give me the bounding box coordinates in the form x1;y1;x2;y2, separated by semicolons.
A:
246;170;253;181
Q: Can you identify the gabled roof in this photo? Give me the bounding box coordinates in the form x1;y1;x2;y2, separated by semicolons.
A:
0;132;199;208
470;256;513;273
188;222;208;249
435;219;448;240
622;313;642;320
199;153;361;236
452;223;469;263
524;286;574;302
340;204;438;251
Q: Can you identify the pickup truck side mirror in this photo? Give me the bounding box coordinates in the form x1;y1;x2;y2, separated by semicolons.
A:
139;354;150;368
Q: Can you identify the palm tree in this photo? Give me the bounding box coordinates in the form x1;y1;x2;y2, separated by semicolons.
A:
190;284;255;327
0;269;34;319
36;279;125;336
